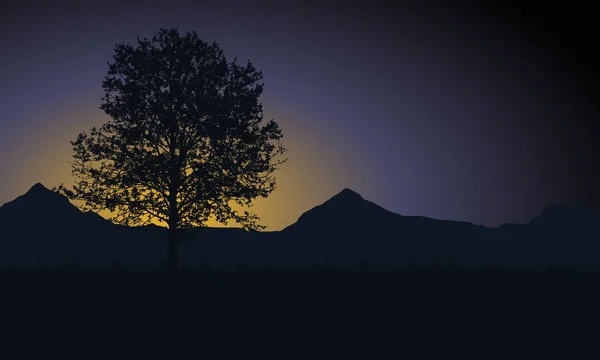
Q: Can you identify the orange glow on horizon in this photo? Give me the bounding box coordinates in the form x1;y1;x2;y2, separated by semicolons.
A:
4;93;368;231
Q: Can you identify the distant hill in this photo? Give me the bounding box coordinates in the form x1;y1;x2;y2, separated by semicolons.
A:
0;183;163;266
282;188;400;233
1;183;599;268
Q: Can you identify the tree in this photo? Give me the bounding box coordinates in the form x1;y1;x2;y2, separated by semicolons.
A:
55;28;287;274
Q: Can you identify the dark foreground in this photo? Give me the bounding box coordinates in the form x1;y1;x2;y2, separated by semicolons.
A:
2;263;600;357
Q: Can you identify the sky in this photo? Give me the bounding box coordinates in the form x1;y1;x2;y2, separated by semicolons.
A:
1;0;599;230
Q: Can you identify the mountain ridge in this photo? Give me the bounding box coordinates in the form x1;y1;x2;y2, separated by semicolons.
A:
3;183;599;231
0;182;115;229
1;182;599;268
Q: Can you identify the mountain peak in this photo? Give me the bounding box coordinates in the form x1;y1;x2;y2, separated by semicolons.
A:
18;182;71;207
529;202;600;227
332;188;363;200
24;182;65;200
282;187;395;233
27;182;50;194
0;183;104;228
544;203;597;218
319;188;366;208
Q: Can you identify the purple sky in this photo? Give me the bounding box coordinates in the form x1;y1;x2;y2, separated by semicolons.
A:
1;0;599;229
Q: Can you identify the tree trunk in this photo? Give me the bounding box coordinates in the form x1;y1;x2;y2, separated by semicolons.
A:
167;227;178;276
167;114;180;277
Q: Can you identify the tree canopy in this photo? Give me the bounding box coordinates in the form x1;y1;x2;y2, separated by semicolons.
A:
56;28;287;233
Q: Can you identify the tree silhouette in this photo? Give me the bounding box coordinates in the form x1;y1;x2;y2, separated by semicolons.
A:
55;28;287;273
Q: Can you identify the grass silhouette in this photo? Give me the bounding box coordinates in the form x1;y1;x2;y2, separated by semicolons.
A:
3;260;599;356
2;260;599;280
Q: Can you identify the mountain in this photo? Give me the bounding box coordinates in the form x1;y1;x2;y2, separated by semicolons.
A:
0;183;112;230
530;203;600;228
282;188;399;233
0;183;164;266
281;188;493;266
1;183;600;268
284;187;491;235
0;183;277;268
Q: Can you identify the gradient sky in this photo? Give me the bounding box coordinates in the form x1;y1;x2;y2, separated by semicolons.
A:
1;0;599;230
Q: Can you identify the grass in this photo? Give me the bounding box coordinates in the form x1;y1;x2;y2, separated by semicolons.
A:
2;260;600;289
2;261;599;355
1;259;598;277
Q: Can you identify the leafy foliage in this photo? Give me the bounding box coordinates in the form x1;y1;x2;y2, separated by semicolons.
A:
56;28;287;231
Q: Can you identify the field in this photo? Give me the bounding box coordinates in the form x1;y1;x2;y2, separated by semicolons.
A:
1;262;599;355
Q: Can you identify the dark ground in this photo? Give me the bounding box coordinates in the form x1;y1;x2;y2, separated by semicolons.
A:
1;263;599;357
